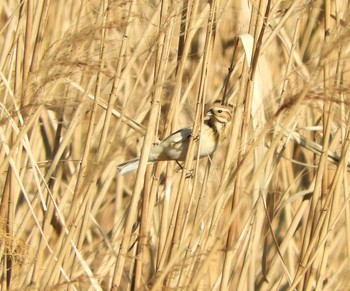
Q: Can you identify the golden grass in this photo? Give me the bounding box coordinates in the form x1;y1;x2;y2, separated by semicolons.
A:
1;0;350;290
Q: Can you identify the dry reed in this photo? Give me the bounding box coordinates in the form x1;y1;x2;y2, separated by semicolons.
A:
1;0;350;290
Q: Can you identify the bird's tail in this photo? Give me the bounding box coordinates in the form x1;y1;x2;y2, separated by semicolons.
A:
117;158;140;175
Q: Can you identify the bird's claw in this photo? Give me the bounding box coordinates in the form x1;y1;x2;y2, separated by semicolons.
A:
185;169;194;179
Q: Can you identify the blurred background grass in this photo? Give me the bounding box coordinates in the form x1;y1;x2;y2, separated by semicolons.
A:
1;0;350;290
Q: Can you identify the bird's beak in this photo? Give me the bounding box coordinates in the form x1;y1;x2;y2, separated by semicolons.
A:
206;110;213;116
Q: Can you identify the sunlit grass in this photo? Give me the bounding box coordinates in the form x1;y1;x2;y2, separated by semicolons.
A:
0;0;350;290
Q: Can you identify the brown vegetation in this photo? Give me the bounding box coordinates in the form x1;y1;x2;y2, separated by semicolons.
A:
0;0;350;290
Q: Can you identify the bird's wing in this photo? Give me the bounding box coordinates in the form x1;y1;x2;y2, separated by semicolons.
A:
163;127;192;144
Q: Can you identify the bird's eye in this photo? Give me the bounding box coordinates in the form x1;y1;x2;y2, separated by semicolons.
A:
218;110;223;113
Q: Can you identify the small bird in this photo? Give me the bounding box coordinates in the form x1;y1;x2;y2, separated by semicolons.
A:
117;104;232;175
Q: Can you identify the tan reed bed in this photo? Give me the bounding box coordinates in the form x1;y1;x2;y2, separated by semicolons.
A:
0;0;350;290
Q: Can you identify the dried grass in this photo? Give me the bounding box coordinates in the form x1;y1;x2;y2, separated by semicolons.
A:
1;0;350;290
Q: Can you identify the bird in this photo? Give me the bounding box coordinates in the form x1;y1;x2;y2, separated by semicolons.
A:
117;104;232;175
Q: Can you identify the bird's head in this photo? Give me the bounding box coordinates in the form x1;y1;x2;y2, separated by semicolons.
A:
206;105;233;125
